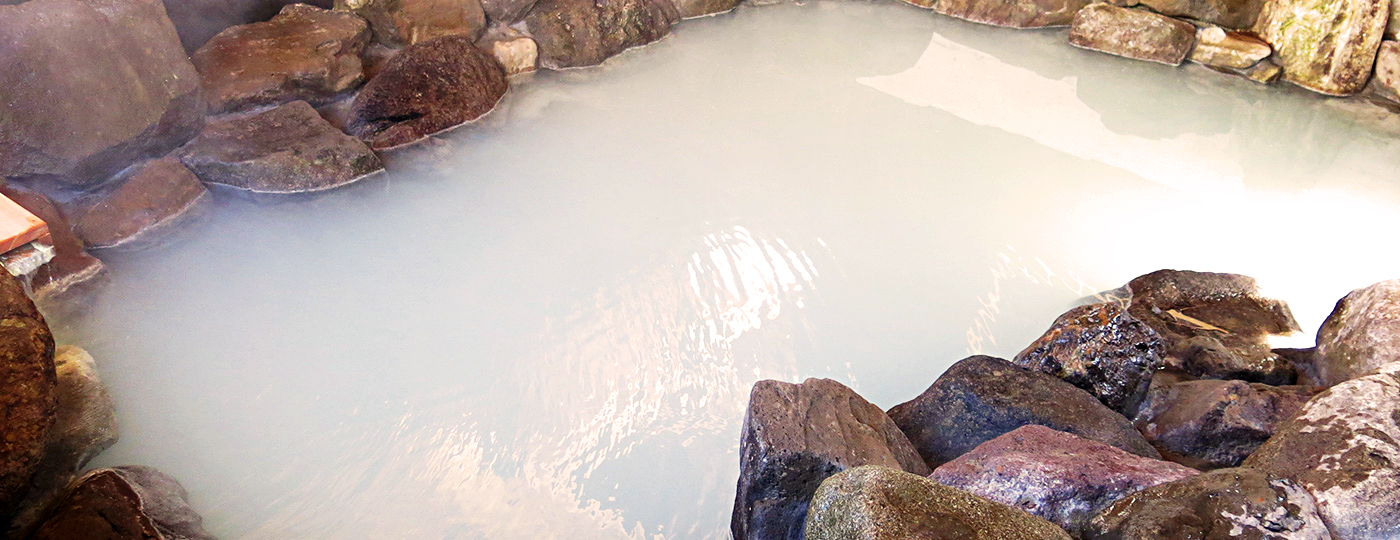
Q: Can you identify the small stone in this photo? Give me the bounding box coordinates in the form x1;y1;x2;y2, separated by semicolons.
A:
1013;302;1165;416
0;186;107;309
731;379;929;540
0;268;55;515
1253;0;1387;95
1134;374;1319;469
1190;26;1272;69
1239;58;1284;82
1369;41;1400;103
1315;279;1400;386
524;0;678;69
1084;468;1330;540
1137;0;1264;28
805;465;1074;540
889;356;1159;469
191;4;371;113
933;0;1090;28
179;101;384;194
335;0;486;46
30;467;215;540
71;158;211;251
1069;4;1197;66
930;425;1198;536
477;25;538;76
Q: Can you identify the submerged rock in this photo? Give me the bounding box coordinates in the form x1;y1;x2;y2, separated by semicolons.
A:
0;0;205;186
889;355;1158;469
1315;279;1400;386
335;0;487;46
932;0;1089;28
1253;0;1387;95
30;467;214;540
1013;302;1164;416
1137;0;1264;28
72;158;211;251
805;465;1073;540
731;378;929;540
191;4;371;113
179;101;384;194
524;0;678;69
1084;468;1330;540
1134;374;1319;469
1069;4;1197;66
930;425;1198;536
0;186;107;309
478;26;539;76
348;35;509;149
1190;27;1273;69
0;269;56;515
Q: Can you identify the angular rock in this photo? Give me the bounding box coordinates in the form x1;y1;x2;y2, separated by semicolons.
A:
0;269;55;515
1369;41;1400;103
0;186;107;308
524;0;678;69
933;0;1090;28
1013;302;1165;416
805;465;1074;540
179;101;384;194
889;355;1159;469
0;0;205;186
1085;468;1330;540
1315;279;1400;386
930;425;1199;536
731;379;929;540
347;35;509;149
1137;0;1264;28
1253;0;1387;95
1134;374;1319;469
477;25;539;76
163;0;334;52
1243;367;1400;539
1165;335;1297;385
71;158;211;251
672;0;741;18
1069;4;1197;66
481;0;536;22
1190;26;1273;69
334;0;486;46
30;467;214;540
191;4;371;113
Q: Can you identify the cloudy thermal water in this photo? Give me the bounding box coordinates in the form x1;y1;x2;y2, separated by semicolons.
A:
53;1;1400;538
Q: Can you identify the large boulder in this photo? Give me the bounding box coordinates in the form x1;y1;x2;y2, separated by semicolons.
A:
347;35;508;149
191;4;371;113
0;0;205;186
1136;0;1265;28
524;0;677;69
804;465;1074;540
30;466;214;540
1084;468;1331;540
162;0;334;52
1013;302;1165;416
0;186;107;309
1253;0;1388;95
888;355;1159;469
731;378;929;540
0;270;56;515
932;0;1089;28
71;157;211;251
334;0;486;46
1244;366;1400;539
179;101;384;194
1133;373;1318;469
1314;279;1400;387
930;425;1198;536
1069;4;1197;66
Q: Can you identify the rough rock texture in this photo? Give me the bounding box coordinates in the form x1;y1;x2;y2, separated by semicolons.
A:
179;101;384;194
0;0;206;186
1137;0;1264;28
1069;4;1197;66
524;0;678;69
930;425;1198;536
163;0;334;52
731;379;929;540
348;35;509;149
0;270;56;515
0;186;107;308
30;467;214;540
1370;41;1400;103
1244;366;1400;539
1191;27;1273;69
478;26;539;76
932;0;1089;28
805;465;1074;540
1253;0;1387;95
334;0;487;46
1085;468;1330;540
889;355;1159;469
72;158;211;251
1013;302;1165;416
1315;279;1400;386
672;0;740;17
191;4;371;113
1134;373;1319;469
482;0;536;22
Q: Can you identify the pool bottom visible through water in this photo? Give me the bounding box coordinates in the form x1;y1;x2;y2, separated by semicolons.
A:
54;1;1400;538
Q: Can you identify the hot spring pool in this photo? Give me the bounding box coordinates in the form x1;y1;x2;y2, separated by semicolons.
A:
52;1;1400;537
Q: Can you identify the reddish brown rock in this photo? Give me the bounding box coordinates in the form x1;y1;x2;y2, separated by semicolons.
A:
1085;468;1330;540
71;158;211;251
672;0;740;18
30;467;214;540
0;268;55;515
933;0;1090;28
524;0;677;69
1315;279;1400;386
191;4;371;113
1069;4;1197;66
1014;302;1165;416
1137;0;1265;29
0;186;107;308
1134;373;1319;469
335;0;487;46
163;0;334;52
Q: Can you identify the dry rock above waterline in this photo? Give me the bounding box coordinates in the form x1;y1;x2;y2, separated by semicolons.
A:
1190;26;1273;69
524;0;678;69
1013;302;1165;416
0;0;205;186
30;467;214;540
1137;0;1265;29
179;101;384;194
731;378;929;540
888;355;1159;469
672;0;741;18
334;0;487;46
478;25;539;76
932;0;1089;28
0;269;56;516
805;465;1074;540
1253;0;1387;95
1069;4;1197;66
1314;279;1400;386
162;0;333;52
191;4;371;113
71;158;211;251
1133;373;1318;469
0;186;108;309
348;35;509;149
1084;468;1330;540
481;0;536;22
929;425;1199;536
1370;41;1400;104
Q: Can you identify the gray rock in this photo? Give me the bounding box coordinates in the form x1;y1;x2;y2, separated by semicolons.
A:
1253;0;1387;95
334;0;487;46
1085;468;1330;540
731;378;929;540
933;0;1090;28
1134;373;1319;469
1013;302;1165;416
524;0;677;69
30;466;215;540
1137;0;1264;28
1069;4;1197;66
0;268;56;515
71;157;212;251
1315;279;1400;386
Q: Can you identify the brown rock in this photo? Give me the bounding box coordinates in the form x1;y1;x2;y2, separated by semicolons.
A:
0;0;206;186
348;35;508;149
335;0;486;46
0;186;107;309
1369;41;1400;103
1014;302;1165;415
71;158;211;251
191;4;371;113
162;0;334;52
933;0;1089;28
1315;279;1400;386
481;0;536;22
1190;26;1273;69
1137;0;1264;28
672;0;740;18
1069;4;1197;66
524;0;678;69
1085;468;1331;540
477;25;539;76
0;268;55;515
31;467;214;540
1134;374;1319;469
1254;0;1387;95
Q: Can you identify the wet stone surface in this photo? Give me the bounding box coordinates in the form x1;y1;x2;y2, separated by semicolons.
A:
525;0;678;69
31;466;215;540
0;269;56;516
1069;4;1197;65
1014;301;1165;416
71;157;212;251
1133;372;1318;469
1085;468;1329;540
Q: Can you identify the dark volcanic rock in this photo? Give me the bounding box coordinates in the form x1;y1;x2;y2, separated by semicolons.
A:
1137;0;1265;28
1254;0;1387;95
0;186;107;308
930;425;1198;536
1134;374;1319;469
72;158;211;251
31;467;214;540
1014;302;1165;416
1069;4;1197;66
348;35;509;149
191;4;371;113
163;0;335;52
1085;468;1330;540
731;378;929;540
0;0;206;186
888;355;1158;469
334;0;487;46
805;465;1074;540
524;0;678;69
1243;366;1400;539
932;0;1089;28
0;270;55;515
179;101;384;194
1315;279;1400;387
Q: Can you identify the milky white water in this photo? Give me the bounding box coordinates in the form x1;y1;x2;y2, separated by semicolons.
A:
53;1;1400;538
